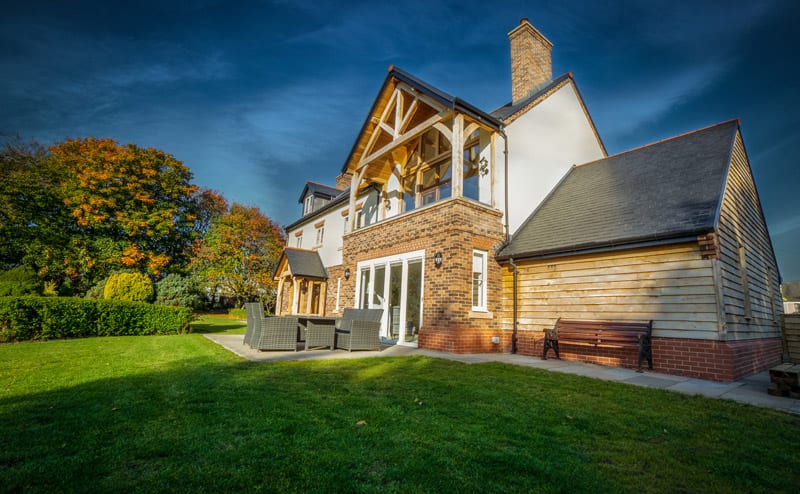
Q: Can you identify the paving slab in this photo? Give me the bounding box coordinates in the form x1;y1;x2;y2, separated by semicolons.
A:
668;379;743;398
624;374;686;389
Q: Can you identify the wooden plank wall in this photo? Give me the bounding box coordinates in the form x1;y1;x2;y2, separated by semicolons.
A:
783;315;800;363
501;243;721;340
715;131;782;338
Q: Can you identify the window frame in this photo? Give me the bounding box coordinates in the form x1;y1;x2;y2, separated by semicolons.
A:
471;249;488;311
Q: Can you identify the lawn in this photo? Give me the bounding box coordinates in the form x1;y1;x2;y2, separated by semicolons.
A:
1;316;798;493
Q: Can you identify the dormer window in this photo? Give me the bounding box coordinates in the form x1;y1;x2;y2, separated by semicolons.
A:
303;195;314;215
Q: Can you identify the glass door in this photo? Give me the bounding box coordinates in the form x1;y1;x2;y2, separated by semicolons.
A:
355;251;424;346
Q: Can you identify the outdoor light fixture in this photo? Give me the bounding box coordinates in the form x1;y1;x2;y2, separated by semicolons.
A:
434;252;443;268
344;268;351;280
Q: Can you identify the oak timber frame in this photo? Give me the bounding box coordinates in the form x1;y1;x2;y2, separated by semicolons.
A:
345;81;492;232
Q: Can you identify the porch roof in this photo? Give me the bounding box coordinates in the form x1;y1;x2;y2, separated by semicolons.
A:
275;248;328;279
497;120;739;261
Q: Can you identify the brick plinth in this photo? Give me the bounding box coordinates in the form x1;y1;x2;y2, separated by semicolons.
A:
419;327;506;353
652;336;782;382
509;330;782;382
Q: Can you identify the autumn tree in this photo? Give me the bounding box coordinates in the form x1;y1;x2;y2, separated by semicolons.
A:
51;137;199;282
191;203;285;309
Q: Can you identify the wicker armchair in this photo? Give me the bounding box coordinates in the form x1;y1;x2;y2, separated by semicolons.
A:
243;302;264;347
336;308;384;330
255;316;300;351
335;318;382;351
305;320;336;351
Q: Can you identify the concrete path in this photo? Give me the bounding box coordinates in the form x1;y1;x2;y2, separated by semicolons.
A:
205;333;800;415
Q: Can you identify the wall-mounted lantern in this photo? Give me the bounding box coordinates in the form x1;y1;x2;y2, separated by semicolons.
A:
434;252;443;268
344;268;351;280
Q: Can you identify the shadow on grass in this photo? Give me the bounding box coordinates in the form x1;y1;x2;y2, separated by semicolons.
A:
2;351;799;493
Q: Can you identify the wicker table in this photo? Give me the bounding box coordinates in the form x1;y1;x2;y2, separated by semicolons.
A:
302;318;337;351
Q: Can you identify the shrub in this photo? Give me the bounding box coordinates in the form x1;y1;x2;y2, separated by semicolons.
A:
0;266;44;297
84;277;107;299
228;307;246;319
0;297;192;342
104;272;154;303
155;274;204;309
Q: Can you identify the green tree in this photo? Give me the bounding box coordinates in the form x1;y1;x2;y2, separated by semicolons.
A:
191;203;284;309
0;138;73;277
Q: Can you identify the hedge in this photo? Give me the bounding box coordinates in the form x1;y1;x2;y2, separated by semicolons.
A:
0;297;193;342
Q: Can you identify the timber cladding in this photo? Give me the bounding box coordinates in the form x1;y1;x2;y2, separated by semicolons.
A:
715;131;783;337
500;242;722;339
784;314;800;363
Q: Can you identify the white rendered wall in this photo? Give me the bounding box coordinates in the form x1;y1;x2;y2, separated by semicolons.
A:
502;82;605;234
285;203;347;268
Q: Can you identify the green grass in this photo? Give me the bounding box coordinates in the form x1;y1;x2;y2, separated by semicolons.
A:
189;313;247;335
1;316;798;493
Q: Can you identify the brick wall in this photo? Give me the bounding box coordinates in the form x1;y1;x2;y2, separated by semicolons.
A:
323;264;344;316
509;329;781;382
509;19;553;103
341;197;505;348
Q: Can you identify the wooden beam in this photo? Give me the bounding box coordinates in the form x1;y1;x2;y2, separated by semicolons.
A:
463;122;480;139
451;114;464;198
434;122;453;143
357;111;448;169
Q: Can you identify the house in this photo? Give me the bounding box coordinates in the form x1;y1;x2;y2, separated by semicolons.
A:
275;19;782;381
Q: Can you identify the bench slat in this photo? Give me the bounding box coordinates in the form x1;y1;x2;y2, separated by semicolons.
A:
543;318;653;370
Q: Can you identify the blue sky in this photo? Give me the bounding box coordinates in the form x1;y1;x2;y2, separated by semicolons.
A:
2;0;798;280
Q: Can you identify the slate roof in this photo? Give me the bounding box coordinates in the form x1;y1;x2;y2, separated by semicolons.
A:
490;73;572;121
277;248;328;279
298;181;342;203
496;120;739;261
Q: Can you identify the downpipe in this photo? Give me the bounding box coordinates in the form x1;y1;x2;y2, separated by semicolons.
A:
509;257;518;354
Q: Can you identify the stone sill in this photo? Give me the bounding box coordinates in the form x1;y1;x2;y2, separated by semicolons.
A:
469;310;493;319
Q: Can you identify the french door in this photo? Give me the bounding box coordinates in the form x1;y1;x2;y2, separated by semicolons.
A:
355;250;424;346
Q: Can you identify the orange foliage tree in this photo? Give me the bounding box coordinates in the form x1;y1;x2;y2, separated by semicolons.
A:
191;203;285;309
50;137;199;282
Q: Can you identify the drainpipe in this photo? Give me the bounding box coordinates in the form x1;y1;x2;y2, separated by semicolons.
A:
509;257;518;354
499;127;516;353
500;127;510;241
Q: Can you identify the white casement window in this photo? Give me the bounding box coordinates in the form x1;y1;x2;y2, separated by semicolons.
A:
472;250;487;311
315;226;324;246
303;195;314;215
296;234;303;248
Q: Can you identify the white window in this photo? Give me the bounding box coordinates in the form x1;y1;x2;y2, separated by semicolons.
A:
315;226;324;246
472;250;487;311
343;215;349;234
303;195;314;215
296;234;303;248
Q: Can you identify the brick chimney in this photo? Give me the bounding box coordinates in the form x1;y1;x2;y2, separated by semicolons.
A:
509;18;553;104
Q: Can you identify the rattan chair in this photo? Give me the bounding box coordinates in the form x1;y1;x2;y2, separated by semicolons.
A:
333;309;383;351
305;320;336;350
255;316;299;351
243;302;264;347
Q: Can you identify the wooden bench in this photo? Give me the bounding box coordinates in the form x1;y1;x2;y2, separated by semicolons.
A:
543;318;654;371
